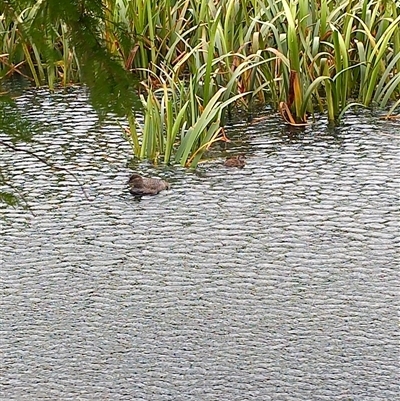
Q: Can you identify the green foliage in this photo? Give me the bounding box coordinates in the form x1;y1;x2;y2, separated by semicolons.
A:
0;98;35;207
0;190;19;207
0;97;36;142
2;0;141;116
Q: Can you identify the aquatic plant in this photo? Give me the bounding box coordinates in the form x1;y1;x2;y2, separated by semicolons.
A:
1;0;399;167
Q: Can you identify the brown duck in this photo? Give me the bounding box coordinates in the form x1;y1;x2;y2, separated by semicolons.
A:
224;155;246;168
128;174;170;196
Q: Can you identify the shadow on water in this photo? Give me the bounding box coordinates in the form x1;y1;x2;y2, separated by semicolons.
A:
1;87;399;401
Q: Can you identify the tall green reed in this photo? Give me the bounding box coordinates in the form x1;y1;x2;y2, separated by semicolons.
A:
2;0;399;166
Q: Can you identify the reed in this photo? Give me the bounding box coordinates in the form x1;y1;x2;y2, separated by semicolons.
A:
131;65;247;167
1;0;399;166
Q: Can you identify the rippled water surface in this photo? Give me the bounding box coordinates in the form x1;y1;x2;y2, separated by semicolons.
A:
1;88;399;400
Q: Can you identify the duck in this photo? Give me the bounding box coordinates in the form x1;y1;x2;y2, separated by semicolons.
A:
127;174;170;196
224;155;246;168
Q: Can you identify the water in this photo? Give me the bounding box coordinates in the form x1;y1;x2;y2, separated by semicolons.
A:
1;88;399;400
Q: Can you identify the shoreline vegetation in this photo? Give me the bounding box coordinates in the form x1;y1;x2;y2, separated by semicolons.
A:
1;0;399;168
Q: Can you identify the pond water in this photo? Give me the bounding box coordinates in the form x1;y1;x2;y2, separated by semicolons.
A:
1;88;399;400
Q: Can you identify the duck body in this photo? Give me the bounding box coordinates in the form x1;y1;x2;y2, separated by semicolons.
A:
128;174;170;196
224;155;246;168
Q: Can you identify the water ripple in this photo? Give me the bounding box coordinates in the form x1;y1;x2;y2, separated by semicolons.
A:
1;88;399;400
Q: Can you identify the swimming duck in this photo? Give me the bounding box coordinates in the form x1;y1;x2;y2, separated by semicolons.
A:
128;174;170;196
224;155;246;168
